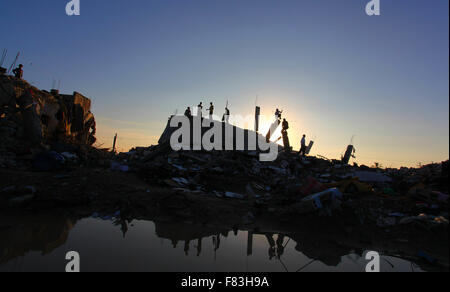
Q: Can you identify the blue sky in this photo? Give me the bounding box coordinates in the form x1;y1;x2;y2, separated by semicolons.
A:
1;0;448;167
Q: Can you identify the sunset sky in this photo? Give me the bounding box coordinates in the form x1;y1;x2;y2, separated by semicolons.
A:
1;0;448;167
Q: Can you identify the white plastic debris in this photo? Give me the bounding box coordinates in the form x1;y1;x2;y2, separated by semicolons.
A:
225;192;245;199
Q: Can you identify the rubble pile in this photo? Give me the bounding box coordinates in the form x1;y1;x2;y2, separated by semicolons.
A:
114;141;449;233
0;75;101;169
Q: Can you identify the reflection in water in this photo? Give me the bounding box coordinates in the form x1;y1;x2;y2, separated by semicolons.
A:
0;212;426;272
263;234;286;260
0;212;74;265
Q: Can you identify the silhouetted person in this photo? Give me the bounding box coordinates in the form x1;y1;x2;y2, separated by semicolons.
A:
282;118;289;133
207;102;214;118
184;107;192;118
184;240;190;256
13;64;23;79
299;134;307;157
197;102;203;117
222;107;230;123
275;109;282;120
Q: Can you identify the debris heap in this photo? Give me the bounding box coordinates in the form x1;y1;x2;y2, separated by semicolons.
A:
118;134;448;231
0;74;97;168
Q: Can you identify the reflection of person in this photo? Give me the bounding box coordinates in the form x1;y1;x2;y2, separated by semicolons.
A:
197;102;203;118
265;234;276;260
196;238;202;257
212;234;221;260
276;235;286;259
233;226;238;236
213;234;221;251
184;240;190;255
119;219;128;238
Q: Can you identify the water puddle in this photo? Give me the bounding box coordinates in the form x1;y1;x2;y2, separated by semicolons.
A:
0;213;426;272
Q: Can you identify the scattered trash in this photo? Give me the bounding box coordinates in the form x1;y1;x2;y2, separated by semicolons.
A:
225;192;245;199
327;178;372;194
291;188;343;216
297;177;327;197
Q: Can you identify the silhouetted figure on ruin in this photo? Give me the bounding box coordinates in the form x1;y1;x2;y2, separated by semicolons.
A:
299;134;307;157
275;108;282;120
207;102;214;119
222;107;230;123
13;64;23;79
197;102;203;118
184;107;192;118
282;118;289;133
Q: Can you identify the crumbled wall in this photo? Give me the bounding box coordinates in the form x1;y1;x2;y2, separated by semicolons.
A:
0;75;96;149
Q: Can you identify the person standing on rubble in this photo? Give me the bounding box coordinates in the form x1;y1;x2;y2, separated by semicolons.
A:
222;106;230;123
12;64;23;79
281;118;289;133
207;102;214;119
197;102;203;118
184;107;192;118
275;109;282;120
299;134;307;157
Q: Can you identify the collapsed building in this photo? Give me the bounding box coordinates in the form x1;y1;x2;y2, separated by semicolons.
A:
0;73;96;151
158;115;283;157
